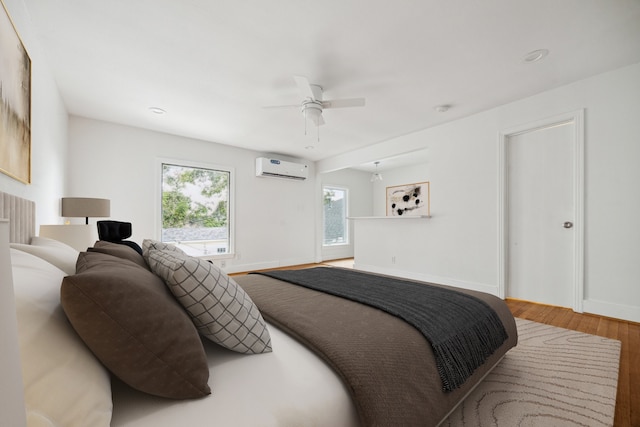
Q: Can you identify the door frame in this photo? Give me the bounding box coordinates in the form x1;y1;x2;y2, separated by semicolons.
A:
498;109;585;312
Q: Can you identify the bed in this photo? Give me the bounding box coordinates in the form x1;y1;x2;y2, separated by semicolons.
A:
0;191;517;427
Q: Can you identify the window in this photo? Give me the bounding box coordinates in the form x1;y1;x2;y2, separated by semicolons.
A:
323;186;348;246
160;161;233;257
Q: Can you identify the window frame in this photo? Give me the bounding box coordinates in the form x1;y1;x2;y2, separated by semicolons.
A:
156;157;235;260
322;185;349;247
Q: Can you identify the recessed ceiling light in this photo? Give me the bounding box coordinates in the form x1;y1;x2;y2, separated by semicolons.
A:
523;49;549;63
148;107;166;115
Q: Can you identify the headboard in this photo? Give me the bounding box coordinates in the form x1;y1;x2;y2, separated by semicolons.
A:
0;192;36;244
0;208;29;426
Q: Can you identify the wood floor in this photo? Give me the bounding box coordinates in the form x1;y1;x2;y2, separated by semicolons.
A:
237;260;639;426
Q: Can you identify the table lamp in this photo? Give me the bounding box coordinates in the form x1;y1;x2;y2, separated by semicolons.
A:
39;198;111;251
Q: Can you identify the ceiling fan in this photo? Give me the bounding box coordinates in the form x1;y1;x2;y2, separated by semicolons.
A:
264;76;366;127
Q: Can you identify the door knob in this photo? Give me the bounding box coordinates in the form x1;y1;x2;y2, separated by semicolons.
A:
563;221;574;229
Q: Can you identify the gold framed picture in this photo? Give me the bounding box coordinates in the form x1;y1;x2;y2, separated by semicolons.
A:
0;0;31;184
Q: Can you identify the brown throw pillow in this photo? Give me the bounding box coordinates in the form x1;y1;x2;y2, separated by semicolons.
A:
61;251;211;399
88;240;148;269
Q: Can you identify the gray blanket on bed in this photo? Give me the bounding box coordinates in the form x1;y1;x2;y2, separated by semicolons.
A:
256;267;508;392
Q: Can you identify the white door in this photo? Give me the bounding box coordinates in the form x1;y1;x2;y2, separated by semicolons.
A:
506;120;577;308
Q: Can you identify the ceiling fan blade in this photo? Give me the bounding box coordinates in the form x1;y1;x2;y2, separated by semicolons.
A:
322;98;366;109
294;75;316;100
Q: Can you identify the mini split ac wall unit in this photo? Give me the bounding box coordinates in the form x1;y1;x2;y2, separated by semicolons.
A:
255;157;308;180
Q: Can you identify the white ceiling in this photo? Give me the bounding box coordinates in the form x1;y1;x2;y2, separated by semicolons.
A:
22;0;640;169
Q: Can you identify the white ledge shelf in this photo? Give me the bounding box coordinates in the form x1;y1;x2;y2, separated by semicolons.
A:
348;215;431;219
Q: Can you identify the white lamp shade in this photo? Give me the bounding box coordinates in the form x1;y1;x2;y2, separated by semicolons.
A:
61;198;110;221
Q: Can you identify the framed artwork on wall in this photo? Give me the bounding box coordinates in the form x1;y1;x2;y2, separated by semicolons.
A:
0;0;31;184
386;182;430;217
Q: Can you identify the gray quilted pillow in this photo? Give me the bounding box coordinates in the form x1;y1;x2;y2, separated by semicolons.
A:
148;249;272;354
142;239;185;264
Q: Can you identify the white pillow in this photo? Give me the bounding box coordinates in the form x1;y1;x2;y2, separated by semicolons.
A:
10;237;79;275
148;249;272;354
10;249;112;427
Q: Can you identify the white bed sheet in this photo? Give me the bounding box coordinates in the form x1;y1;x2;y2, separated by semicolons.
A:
111;322;359;427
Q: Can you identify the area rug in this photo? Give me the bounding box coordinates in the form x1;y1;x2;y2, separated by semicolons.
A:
441;318;621;427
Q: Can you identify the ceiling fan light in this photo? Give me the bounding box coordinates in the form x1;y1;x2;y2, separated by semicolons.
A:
305;107;321;119
301;102;322;117
302;102;324;134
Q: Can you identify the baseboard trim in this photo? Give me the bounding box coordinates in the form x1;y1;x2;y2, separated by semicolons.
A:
582;299;640;324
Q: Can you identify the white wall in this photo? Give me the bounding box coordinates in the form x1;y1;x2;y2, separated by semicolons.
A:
0;0;68;226
67;117;317;273
325;62;640;323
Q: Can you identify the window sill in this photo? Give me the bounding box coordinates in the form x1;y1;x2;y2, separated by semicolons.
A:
194;253;235;261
